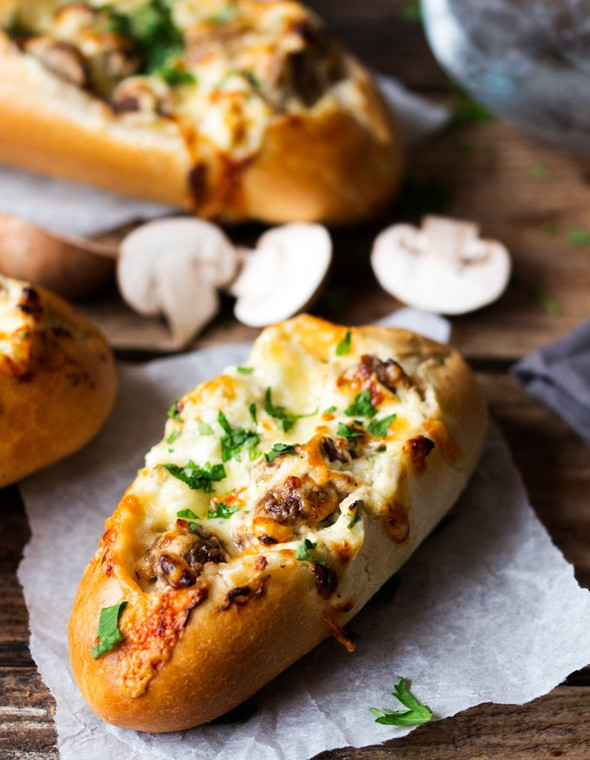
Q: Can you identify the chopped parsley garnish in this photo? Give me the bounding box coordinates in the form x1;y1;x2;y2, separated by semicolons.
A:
345;390;377;418
367;414;396;438
167;400;183;423
91;601;128;660
177;508;198;520
337;422;364;440
264;443;298;463
160;65;195;86
451;95;495;126
323;406;337;415
529;161;549;180
567;226;590;246
218;411;260;462
177;507;199;530
239;68;262;90
166;429;181;444
237;366;254;374
204;3;237;25
401;1;422;22
163;460;226;493
265;388;316;432
294;538;328;568
370;678;433;726
208;503;239;519
197;420;214;435
335;330;352;356
249;403;257;425
347;500;362;529
19;330;30;339
105;0;187;78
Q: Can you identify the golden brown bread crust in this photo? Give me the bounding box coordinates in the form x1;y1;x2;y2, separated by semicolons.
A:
0;25;403;225
68;316;487;732
0;276;117;487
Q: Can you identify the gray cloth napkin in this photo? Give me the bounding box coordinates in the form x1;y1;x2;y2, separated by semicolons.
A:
512;319;590;447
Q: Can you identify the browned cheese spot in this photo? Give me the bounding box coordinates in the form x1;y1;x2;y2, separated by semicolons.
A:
385;500;410;544
312;563;338;600
403;435;435;475
119;585;209;698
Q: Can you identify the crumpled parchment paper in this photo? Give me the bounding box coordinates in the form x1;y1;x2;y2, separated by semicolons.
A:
0;75;448;239
17;340;590;760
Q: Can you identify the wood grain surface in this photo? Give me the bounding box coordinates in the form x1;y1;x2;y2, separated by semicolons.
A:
1;1;590;758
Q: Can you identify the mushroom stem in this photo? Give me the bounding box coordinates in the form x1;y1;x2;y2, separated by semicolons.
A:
421;216;480;266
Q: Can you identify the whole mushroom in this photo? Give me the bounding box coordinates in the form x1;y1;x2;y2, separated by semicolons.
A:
0;212;116;300
371;215;512;315
117;218;238;349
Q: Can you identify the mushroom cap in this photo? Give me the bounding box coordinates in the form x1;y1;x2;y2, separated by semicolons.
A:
0;212;116;300
371;216;512;315
232;223;332;328
117;218;237;348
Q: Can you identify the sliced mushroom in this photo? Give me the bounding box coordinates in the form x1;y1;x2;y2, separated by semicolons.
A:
230;223;332;327
111;76;170;116
117;218;238;348
0;213;116;300
23;36;89;87
371;216;511;315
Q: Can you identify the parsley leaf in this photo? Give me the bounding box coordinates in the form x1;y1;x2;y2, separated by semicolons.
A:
347;500;362;529
105;0;187;78
529;161;549;180
166;428;180;444
176;508;198;520
567;227;590;246
401;1;422;22
264;443;298;463
204;3;237;24
265;388;316;432
239;68;261;90
218;411;260;462
249;403;257;425
163;460;226;493
345;390;377;418
337;422;364;440
323;406;337;414
197;420;214;435
370;678;433;726
451;96;495;126
294;538;328;568
160;65;195;86
335;330;352;356
91;601;128;659
237;366;254;374
167;400;183;423
367;414;396;438
208;503;239;519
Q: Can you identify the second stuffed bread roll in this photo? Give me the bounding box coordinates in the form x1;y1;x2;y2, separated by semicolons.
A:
0;0;403;224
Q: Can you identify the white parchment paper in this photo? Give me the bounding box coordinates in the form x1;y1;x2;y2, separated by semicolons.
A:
18;342;590;760
0;75;448;239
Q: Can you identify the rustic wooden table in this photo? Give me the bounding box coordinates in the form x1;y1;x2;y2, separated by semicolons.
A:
2;1;590;757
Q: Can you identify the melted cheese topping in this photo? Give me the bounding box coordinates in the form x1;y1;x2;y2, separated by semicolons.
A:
4;0;356;160
125;318;450;593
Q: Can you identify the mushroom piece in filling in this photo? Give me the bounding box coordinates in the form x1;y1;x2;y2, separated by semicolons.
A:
138;519;226;590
